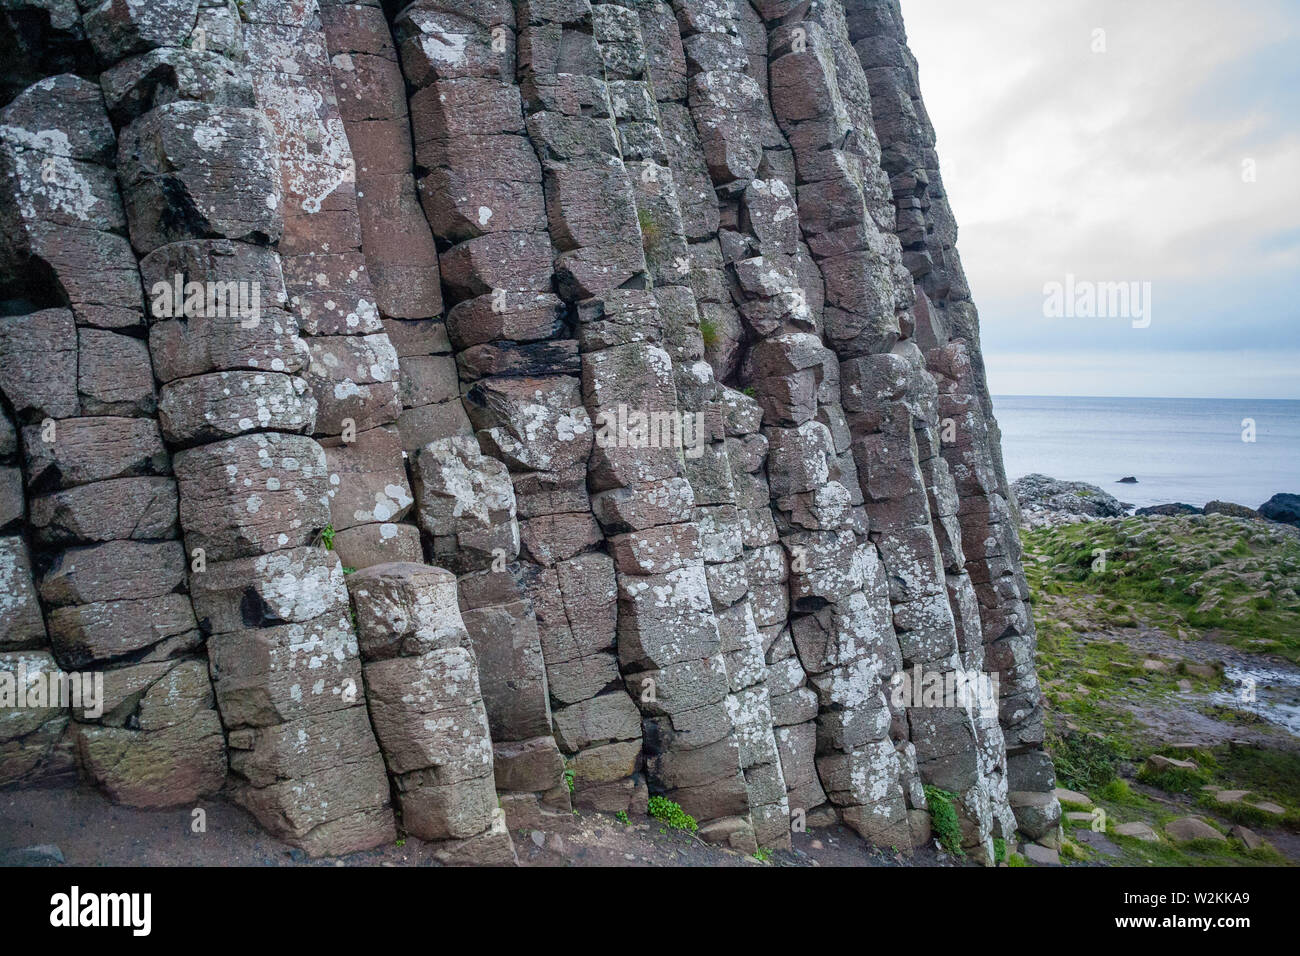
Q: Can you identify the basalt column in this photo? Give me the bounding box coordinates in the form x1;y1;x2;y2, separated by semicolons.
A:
595;0;789;850
0;66;226;805
319;0;454;571
390;0;581;820
846;0;1057;841
513;0;755;833
82;0;395;855
760;0;1014;853
661;0;925;848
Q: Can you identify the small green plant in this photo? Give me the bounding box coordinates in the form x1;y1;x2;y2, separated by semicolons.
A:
699;317;719;349
753;846;772;862
564;768;575;793
924;785;965;857
648;795;698;833
320;524;335;550
636;208;662;248
993;837;1007;864
342;566;357;575
1048;729;1125;792
1007;853;1029;867
395;838;406;848
616;810;629;825
741;385;757;397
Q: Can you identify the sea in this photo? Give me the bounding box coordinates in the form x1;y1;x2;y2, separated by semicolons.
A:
992;396;1300;510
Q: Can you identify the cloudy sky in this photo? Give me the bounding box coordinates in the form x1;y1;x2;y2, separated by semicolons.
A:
900;0;1300;398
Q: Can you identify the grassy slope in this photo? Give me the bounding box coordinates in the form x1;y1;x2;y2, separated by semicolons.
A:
1021;513;1300;866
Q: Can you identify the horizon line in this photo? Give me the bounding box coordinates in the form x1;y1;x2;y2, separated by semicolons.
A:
992;393;1300;402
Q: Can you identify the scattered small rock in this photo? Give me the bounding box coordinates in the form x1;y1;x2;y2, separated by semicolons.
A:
1164;816;1226;843
1023;844;1061;866
1229;825;1266;850
1053;787;1093;807
1144;754;1197;773
1214;789;1251;805
1113;822;1159;842
0;844;65;866
1250;800;1285;816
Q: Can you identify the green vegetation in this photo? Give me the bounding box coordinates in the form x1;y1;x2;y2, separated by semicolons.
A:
320;524;335;550
636;208;662;249
1023;514;1300;660
648;796;698;833
753;846;772;862
924;785;964;857
698;316;719;350
993;837;1007;864
616;810;629;825
1023;514;1299;866
564;768;575;794
1048;728;1128;793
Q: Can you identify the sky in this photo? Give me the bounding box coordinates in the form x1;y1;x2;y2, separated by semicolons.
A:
900;0;1300;398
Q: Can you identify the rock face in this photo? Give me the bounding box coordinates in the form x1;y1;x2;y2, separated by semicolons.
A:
1012;473;1130;528
0;0;1055;861
1259;493;1300;527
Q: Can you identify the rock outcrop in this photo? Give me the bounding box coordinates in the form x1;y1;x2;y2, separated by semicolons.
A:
0;0;1056;862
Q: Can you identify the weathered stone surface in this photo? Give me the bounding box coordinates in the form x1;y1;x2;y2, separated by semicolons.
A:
0;309;77;421
39;540;185;607
0;537;46;649
347;562;500;841
117;102;283;254
322;426;413;532
29;478;179;546
159;371;316;445
23;417;169;491
173;433;331;561
0;651;76;787
48;593;199;668
413;436;519;573
0;0;1056;859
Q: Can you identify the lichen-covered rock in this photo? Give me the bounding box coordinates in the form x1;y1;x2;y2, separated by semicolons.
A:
0;537;47;649
0;0;1054;861
413;436;519;573
172;433;331;561
347;562;505;846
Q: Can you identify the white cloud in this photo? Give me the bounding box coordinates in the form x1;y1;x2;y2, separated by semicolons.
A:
901;0;1300;333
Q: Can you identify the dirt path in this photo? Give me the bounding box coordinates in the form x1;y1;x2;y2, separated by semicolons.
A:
0;786;953;868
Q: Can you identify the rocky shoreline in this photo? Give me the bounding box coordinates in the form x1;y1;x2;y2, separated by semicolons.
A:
1012;473;1300;532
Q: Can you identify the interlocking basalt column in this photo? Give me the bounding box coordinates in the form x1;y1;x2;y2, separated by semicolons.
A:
0;65;226;806
506;0;755;832
845;0;1057;842
594;0;789;851
389;0;582;821
755;0;1019;854
80;0;395;854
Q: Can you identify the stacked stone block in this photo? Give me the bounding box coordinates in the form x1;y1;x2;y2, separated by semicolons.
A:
78;0;395;854
0;0;1056;862
347;562;516;862
846;0;1057;843
391;0;573;820
0;71;226;806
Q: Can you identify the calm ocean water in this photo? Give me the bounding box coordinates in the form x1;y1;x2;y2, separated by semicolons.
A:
993;396;1300;510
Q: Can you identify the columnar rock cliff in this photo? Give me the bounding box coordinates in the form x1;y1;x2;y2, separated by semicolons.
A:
0;0;1059;862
